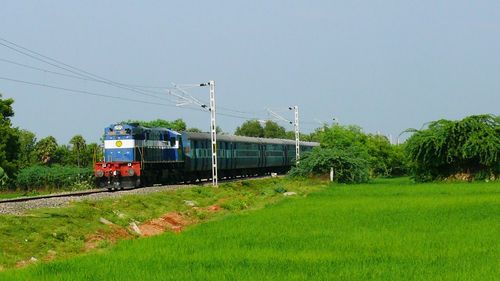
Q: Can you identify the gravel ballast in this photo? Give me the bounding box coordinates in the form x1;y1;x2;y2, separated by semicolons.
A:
0;184;194;216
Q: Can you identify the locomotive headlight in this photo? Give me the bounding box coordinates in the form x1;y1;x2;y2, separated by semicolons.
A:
128;168;135;176
96;170;104;177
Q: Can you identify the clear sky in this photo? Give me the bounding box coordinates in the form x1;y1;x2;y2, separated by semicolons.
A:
1;1;499;144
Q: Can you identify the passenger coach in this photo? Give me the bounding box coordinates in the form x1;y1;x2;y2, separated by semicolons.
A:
182;132;317;181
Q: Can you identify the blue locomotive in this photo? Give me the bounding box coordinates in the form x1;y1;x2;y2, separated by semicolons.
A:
95;123;318;190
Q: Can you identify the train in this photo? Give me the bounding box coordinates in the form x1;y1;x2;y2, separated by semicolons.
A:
94;123;319;190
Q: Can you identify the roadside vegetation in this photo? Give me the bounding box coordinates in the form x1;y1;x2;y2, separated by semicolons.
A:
1;177;498;280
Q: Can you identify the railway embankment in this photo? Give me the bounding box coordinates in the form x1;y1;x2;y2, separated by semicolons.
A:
0;177;325;271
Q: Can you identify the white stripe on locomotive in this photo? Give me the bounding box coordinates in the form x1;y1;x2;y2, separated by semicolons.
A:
104;139;135;149
104;139;179;150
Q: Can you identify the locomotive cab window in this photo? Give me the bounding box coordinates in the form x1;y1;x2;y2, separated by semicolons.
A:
170;137;177;148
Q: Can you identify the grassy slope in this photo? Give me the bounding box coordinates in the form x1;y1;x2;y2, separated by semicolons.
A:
0;178;323;270
2;178;499;280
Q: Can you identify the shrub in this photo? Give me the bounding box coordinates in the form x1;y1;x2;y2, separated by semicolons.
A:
288;147;370;184
316;124;407;178
15;165;95;191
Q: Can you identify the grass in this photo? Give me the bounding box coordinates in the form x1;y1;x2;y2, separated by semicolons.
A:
1;178;499;280
0;188;76;200
0;184;92;200
0;177;323;270
0;190;53;200
0;192;27;200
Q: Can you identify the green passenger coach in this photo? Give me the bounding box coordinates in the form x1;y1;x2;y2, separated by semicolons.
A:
181;132;318;181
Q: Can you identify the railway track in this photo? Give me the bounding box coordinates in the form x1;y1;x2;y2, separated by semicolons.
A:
0;189;109;204
0;174;282;205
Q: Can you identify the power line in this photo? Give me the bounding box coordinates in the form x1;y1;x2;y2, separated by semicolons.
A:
0;57;167;94
0;75;278;123
0;38;172;92
0;57;174;100
0;39;273;117
1;73;323;129
0;38;323;129
0;57;109;83
0;38;173;102
0;76;194;109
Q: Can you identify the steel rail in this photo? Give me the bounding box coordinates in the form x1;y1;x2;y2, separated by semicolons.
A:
0;189;108;204
0;174;283;204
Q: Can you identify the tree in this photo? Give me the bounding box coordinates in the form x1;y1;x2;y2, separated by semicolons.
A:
365;134;406;177
289;124;372;182
234;120;264;137
298;124;406;178
53;145;71;166
17;129;37;169
303;126;326;142
288;146;370;183
263;121;287;139
186;127;202;133
284;130;296;140
405;114;499;181
216;125;225;135
0;94;20;179
124;119;187;132
320;124;368;150
86;143;102;165
35;136;58;165
69;135;87;168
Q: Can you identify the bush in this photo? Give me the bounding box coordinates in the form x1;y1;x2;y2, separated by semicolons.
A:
288;147;370;184
15;165;95;191
315;124;407;178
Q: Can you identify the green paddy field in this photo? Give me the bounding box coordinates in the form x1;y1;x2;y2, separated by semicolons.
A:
1;178;498;280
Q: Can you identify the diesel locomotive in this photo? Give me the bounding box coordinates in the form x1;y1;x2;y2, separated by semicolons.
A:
94;123;318;190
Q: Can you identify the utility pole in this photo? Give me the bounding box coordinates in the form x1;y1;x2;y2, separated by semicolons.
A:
266;107;301;165
289;106;300;164
168;81;218;187
208;81;218;187
198;81;218;187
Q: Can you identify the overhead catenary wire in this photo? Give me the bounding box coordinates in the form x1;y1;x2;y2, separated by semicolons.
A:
0;76;278;123
0;39;175;103
0;73;269;122
0;41;268;118
0;76;198;110
1;74;324;131
0;57;169;94
0;38;324;130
